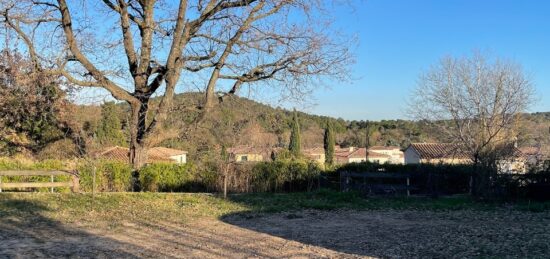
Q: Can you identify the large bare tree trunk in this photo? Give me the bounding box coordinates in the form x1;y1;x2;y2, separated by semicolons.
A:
129;100;149;170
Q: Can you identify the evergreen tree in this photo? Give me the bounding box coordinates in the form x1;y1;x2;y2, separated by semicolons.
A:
324;121;335;165
220;145;229;162
288;109;301;157
96;102;125;146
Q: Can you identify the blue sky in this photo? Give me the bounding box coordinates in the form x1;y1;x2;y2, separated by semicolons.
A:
305;0;550;120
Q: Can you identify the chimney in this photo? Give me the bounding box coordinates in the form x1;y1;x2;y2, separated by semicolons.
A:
349;147;355;152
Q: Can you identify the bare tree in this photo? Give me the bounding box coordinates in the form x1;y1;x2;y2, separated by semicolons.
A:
410;52;535;165
1;0;353;169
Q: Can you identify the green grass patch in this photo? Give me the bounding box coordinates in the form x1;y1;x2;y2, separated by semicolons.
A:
1;190;549;227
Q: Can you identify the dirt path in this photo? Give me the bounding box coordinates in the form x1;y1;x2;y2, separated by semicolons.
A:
1;209;549;258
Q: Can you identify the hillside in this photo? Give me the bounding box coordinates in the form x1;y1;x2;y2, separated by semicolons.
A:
70;92;550;160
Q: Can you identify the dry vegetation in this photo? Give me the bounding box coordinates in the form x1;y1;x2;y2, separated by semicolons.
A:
1;192;549;258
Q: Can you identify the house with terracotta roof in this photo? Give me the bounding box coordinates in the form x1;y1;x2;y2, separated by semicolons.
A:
303;147;326;164
95;146;188;164
227;146;277;162
149;147;188;164
334;147;398;164
404;143;471;164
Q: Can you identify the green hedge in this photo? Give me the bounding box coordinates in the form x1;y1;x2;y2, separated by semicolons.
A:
77;160;133;192
139;163;212;192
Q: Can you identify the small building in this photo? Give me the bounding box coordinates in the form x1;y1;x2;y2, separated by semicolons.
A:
498;146;545;174
149;147;188;164
334;147;371;164
334;146;403;164
404;143;471;164
303;147;326;164
96;146;187;164
368;146;404;164
227;146;275;162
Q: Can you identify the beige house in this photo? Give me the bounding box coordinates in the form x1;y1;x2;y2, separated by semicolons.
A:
304;147;326;164
149;147;188;164
227;146;276;162
96;146;188;164
334;146;404;164
404;143;471;164
368;146;404;164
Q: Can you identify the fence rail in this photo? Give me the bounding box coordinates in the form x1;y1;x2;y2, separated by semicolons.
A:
340;171;413;196
0;170;79;193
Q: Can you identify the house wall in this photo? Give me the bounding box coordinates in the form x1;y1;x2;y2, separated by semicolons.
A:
306;153;325;164
169;154;187;164
370;149;404;164
235;153;263;162
404;148;421;164
367;157;390;164
419;158;471;165
497;159;527;174
349;157;367;163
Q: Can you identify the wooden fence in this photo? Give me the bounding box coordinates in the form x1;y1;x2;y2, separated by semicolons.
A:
340;171;414;196
0;170;79;193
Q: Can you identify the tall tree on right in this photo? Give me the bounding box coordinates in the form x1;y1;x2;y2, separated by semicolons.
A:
324;121;335;165
410;52;535;195
289;109;301;157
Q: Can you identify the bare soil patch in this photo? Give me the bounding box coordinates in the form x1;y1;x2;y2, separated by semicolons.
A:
2;208;549;258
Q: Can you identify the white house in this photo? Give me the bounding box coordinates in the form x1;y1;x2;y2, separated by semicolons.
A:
368;146;404;164
149;147;188;164
334;146;400;164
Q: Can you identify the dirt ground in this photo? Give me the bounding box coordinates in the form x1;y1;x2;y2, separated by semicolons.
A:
1;209;549;258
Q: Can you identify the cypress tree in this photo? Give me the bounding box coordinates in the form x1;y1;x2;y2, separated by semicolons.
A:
288;109;301;157
96;102;125;146
324;121;335;165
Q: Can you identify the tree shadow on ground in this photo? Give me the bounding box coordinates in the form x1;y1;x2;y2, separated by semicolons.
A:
0;198;158;258
220;197;550;258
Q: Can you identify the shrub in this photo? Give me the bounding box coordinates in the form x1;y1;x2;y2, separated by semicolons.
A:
77;160;132;192
139;163;199;192
223;159;322;193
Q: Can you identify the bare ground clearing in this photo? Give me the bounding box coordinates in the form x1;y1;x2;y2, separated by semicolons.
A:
1;209;549;258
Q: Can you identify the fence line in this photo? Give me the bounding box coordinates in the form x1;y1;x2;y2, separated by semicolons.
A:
0;170;79;193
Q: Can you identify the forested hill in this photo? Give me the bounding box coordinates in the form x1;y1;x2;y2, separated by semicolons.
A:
71;92;550;160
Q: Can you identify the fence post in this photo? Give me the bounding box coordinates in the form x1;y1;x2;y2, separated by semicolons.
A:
50;175;54;193
223;173;228;199
469;174;474;195
406;177;410;197
71;174;80;193
92;165;96;198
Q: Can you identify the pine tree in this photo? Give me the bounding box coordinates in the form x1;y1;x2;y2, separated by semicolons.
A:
288;109;301;157
96;102;125;146
324;121;335;165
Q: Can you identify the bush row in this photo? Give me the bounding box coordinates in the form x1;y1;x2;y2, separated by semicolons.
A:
221;160;322;193
0;157;322;194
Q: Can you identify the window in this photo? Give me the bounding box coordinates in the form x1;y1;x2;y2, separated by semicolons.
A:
241;155;248;162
